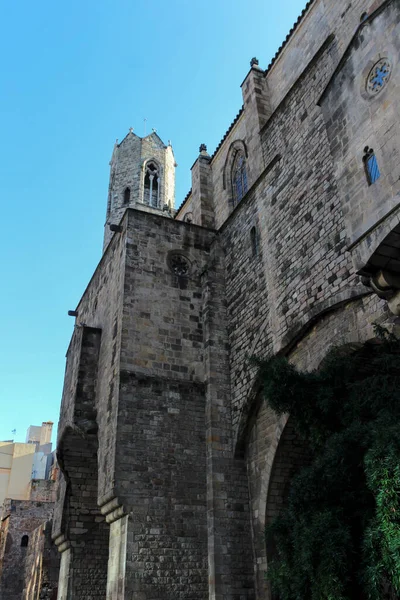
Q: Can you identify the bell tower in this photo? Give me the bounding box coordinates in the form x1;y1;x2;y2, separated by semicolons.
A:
104;128;176;250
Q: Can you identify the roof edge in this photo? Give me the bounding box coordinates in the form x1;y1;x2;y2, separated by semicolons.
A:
263;0;316;77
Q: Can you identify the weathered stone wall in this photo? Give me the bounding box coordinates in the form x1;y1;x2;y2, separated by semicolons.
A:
55;224;125;511
214;7;399;596
119;210;214;382
320;0;400;267
220;20;397;433
55;327;109;598
202;240;255;600
0;499;54;600
52;2;400;599
53;228;126;598
28;479;56;503
116;376;208;600
265;0;385;113
220;38;354;427
22;520;59;600
106;210;215;599
177;0;387;234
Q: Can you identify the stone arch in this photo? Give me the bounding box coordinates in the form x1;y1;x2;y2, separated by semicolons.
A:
358;221;400;278
141;157;162;207
244;294;394;599
222;139;248;196
247;406;287;599
123;186;131;205
235;286;371;457
54;326;109;600
247;409;311;600
264;417;311;593
352;218;400;276
57;426;109;599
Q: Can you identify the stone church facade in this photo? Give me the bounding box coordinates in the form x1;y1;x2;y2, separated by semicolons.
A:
53;0;400;598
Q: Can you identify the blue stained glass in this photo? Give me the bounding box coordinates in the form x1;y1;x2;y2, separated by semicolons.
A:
236;173;243;202
366;154;380;184
243;168;248;194
233;155;248;204
371;65;389;90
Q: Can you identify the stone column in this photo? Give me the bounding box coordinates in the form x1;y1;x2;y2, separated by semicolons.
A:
100;497;128;600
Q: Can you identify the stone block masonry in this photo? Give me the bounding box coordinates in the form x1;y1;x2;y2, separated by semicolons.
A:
51;1;400;599
22;521;59;600
0;499;55;600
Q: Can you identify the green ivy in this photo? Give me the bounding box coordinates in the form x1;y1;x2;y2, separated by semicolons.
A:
257;327;400;599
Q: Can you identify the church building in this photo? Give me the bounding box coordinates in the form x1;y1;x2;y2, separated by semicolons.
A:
52;0;400;598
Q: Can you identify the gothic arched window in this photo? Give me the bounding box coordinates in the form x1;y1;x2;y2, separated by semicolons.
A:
21;535;29;547
144;162;160;208
123;187;131;205
232;153;248;205
363;147;380;185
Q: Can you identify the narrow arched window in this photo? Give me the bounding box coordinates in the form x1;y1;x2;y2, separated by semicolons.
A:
250;226;259;257
144;162;160;208
21;535;29;547
363;147;380;185
232;153;248;205
123;187;131;205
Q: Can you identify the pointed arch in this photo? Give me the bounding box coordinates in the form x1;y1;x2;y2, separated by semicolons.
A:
143;159;161;208
222;140;249;207
222;139;249;190
123;187;131;205
232;152;248;204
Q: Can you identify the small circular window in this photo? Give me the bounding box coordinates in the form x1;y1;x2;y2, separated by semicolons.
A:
366;58;391;95
167;253;190;277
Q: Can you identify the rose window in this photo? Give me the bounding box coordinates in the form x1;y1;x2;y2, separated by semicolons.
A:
366;59;391;95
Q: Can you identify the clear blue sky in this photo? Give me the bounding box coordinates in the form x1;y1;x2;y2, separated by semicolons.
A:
0;0;307;444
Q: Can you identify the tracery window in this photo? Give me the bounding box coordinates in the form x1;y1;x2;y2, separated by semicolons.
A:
144;161;160;208
363;147;380;185
232;153;248;205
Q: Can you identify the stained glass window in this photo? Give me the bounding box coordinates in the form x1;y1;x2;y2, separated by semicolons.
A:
232;154;248;205
363;147;380;185
366;59;391;96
